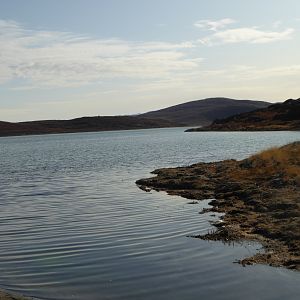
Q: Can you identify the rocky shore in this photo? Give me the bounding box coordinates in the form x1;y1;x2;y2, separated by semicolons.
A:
0;289;31;300
136;142;300;270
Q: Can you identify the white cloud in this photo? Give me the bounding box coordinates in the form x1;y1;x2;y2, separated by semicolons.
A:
227;64;300;80
194;18;236;31
200;27;294;45
0;20;200;88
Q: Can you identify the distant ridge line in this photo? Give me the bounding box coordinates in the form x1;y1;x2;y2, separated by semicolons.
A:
140;97;271;126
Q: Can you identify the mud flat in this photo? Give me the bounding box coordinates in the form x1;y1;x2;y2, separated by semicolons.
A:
136;142;300;270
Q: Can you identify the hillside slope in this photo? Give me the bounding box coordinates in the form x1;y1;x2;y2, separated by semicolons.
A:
0;116;181;137
187;99;300;131
141;97;270;126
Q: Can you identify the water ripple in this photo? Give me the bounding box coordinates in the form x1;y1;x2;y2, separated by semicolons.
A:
0;129;299;300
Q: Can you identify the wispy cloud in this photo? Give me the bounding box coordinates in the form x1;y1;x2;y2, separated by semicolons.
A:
226;64;300;80
194;18;295;45
200;27;294;45
194;18;236;31
0;20;200;88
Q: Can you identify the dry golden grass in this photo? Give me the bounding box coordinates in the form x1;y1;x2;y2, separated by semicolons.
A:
232;142;300;180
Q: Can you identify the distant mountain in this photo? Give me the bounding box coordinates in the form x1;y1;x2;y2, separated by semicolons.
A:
0;97;275;137
186;99;300;132
0;116;181;137
140;97;271;126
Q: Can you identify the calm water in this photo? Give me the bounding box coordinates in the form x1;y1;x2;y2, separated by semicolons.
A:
0;128;299;300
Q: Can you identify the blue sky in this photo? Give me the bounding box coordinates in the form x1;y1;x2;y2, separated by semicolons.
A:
0;0;300;121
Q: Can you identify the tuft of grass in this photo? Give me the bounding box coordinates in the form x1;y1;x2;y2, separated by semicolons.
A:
236;142;300;180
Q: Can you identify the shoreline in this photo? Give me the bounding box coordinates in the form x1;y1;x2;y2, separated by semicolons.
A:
0;289;33;300
0;116;184;138
186;128;300;132
185;99;300;132
0;126;188;138
136;142;300;270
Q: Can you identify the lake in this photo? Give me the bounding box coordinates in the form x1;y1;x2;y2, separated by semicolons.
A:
0;128;299;300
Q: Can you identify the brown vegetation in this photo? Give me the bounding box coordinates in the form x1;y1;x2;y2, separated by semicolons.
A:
186;98;300;131
233;144;300;182
0;116;181;137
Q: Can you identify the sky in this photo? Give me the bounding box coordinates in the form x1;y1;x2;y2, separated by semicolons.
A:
0;0;300;121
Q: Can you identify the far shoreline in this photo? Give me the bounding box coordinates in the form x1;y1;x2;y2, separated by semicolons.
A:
1;127;300;139
0;126;189;139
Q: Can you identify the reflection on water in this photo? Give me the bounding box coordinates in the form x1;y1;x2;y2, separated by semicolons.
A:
0;128;299;300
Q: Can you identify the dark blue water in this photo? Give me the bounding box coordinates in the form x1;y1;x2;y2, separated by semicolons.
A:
0;128;299;300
